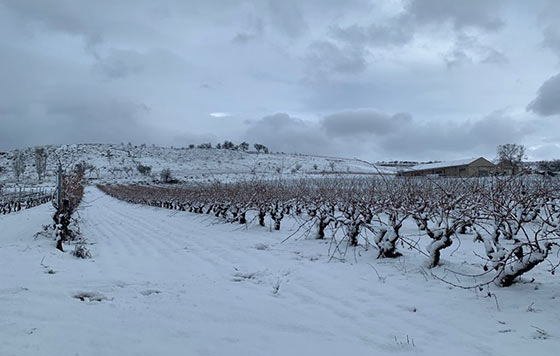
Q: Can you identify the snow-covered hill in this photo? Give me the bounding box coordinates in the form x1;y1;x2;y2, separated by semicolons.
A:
0;143;393;187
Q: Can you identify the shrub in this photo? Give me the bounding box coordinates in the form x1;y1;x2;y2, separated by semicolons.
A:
137;164;152;176
160;168;178;183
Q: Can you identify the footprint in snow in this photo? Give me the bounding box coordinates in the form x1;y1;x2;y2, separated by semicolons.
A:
231;270;269;284
73;292;108;302
254;243;269;251
232;272;258;282
140;289;162;296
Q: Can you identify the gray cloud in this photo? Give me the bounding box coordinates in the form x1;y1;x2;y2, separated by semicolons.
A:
481;48;508;65
365;110;531;159
445;34;507;68
266;0;307;39
93;49;147;79
330;0;504;50
0;41;165;150
314;0;507;80
539;0;560;58
382;111;529;158
543;27;560;57
330;20;413;49
93;48;189;80
444;47;473;68
0;0;162;52
527;73;560;116
1;0;105;42
305;41;367;79
321;109;412;137
232;15;264;44
243;113;330;155
527;2;560;118
241;109;540;161
0;98;154;150
405;0;504;31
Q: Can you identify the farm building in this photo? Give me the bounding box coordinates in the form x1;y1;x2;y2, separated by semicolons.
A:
400;157;496;177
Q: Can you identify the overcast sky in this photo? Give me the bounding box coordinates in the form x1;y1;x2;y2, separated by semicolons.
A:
1;0;559;161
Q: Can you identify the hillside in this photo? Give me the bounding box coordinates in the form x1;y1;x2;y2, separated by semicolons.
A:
0;143;392;187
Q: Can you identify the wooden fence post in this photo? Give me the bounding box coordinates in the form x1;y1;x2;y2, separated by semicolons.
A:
57;162;62;210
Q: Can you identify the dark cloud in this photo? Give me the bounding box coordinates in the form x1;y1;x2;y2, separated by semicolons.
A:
0;43;163;150
527;73;560;116
1;0;105;42
527;2;560;118
382;111;529;158
330;0;504;50
539;1;560;58
304;41;367;79
242;110;538;161
321;109;412;137
0;0;161;50
405;0;504;31
542;27;560;57
44;99;152;141
359;110;531;159
243;113;329;155
0;98;153;150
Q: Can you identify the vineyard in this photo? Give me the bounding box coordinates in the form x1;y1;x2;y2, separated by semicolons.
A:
98;175;560;288
51;166;86;252
2;174;559;355
0;188;53;215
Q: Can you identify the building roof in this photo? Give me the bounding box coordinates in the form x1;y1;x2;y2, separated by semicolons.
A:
403;158;484;172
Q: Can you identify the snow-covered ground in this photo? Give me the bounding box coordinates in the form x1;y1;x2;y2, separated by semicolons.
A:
1;187;559;356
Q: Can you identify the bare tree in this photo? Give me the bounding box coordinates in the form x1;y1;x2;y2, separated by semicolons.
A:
160;168;174;183
497;144;526;174
239;142;249;151
12;152;26;181
34;148;48;181
254;144;269;154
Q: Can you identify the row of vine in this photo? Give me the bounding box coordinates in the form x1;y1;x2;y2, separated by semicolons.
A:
98;175;560;287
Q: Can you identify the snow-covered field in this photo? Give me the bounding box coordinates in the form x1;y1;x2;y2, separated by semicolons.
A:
1;186;559;356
